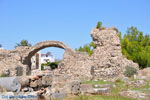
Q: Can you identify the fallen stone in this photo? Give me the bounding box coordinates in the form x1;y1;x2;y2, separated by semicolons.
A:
30;78;42;88
42;75;52;86
21;87;34;92
17;76;30;87
0;77;21;92
93;84;113;88
93;87;110;94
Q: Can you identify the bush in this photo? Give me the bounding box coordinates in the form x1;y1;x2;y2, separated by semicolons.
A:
41;61;59;70
124;66;137;77
50;62;58;70
96;21;102;29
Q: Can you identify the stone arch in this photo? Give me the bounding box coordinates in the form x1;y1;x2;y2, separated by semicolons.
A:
22;41;73;74
28;41;71;59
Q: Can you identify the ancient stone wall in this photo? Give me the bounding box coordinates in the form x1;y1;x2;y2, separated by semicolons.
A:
90;28;138;80
0;27;139;80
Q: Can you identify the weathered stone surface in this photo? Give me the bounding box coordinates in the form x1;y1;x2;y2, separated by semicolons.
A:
30;79;42;88
17;76;30;87
42;75;53;86
127;80;145;88
90;28;139;80
93;87;110;94
21;87;34;92
0;77;21;92
137;67;150;80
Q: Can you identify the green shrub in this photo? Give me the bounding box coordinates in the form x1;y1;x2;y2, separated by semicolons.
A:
41;61;59;70
50;62;58;70
124;66;137;77
96;21;102;29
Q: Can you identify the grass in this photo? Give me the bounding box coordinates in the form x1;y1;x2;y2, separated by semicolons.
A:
65;95;137;100
82;79;128;95
82;80;113;85
111;79;128;95
51;79;150;100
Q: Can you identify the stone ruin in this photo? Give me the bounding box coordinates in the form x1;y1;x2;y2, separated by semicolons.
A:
0;27;139;80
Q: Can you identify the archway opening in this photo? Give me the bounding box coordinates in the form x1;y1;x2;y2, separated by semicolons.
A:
30;47;65;72
23;41;71;75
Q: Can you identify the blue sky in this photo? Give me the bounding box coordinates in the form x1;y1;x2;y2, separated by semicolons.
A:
0;0;150;59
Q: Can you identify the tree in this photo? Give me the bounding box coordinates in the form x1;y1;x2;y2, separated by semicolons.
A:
0;44;2;48
75;42;96;56
121;26;150;69
16;40;32;47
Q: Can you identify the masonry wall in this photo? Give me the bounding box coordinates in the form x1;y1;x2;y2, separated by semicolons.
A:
0;27;139;81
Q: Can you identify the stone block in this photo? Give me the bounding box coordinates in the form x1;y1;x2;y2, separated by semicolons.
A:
93;87;110;94
42;75;52;86
0;77;21;92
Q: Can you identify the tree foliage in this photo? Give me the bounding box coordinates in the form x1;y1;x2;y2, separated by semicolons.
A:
121;26;150;69
16;40;32;47
41;61;59;70
75;42;96;56
0;44;2;48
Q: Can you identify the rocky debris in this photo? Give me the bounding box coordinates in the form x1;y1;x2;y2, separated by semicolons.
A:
21;87;34;92
137;67;150;80
0;77;21;92
120;90;150;100
138;67;150;76
23;75;53;91
51;75;81;94
17;76;30;87
127;80;145;88
42;75;53;86
30;79;42;88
